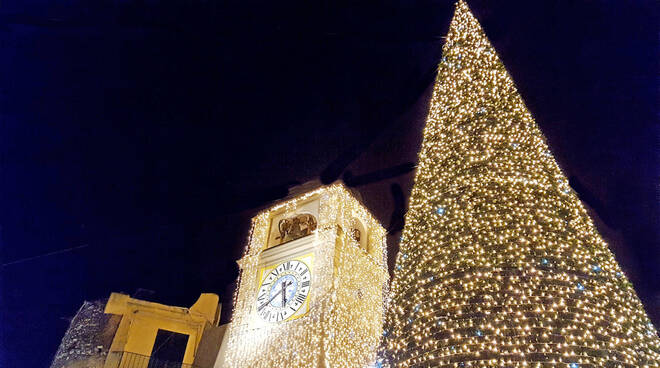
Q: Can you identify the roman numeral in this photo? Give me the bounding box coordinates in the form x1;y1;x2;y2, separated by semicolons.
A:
277;312;284;321
301;280;310;288
300;268;308;276
295;294;306;305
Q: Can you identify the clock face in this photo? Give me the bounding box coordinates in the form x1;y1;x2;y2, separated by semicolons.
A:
256;260;311;323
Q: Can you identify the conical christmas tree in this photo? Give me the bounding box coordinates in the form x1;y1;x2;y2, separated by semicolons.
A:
382;1;660;367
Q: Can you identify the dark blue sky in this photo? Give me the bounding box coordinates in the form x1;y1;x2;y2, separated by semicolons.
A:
1;1;658;367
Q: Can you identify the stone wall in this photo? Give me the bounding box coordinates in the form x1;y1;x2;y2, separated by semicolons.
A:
193;323;228;368
50;300;121;368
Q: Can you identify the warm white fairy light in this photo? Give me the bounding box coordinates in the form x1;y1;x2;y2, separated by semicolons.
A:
225;184;388;368
382;1;660;367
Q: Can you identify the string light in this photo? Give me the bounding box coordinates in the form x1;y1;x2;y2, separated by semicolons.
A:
225;184;388;368
382;1;660;367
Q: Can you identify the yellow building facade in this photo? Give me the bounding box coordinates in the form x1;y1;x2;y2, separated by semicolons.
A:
104;292;220;368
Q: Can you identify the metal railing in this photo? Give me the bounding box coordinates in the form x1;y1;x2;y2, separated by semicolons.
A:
107;351;201;368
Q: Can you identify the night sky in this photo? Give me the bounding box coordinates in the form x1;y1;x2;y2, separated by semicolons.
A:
1;1;658;367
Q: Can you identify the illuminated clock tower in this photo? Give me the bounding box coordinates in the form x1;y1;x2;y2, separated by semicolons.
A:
219;183;388;368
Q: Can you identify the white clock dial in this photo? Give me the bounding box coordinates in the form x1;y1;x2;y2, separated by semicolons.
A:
256;260;311;323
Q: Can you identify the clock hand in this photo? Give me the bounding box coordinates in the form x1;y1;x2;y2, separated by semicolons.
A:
258;280;294;312
258;286;285;312
281;280;294;306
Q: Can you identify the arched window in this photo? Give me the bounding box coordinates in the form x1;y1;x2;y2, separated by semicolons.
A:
350;217;368;251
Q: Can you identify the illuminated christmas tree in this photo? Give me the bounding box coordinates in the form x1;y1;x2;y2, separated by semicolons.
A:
382;1;660;367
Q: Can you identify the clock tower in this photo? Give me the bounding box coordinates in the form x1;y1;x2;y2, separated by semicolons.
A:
219;183;388;368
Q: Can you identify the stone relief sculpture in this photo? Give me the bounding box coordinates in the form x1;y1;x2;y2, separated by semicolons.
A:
276;213;317;244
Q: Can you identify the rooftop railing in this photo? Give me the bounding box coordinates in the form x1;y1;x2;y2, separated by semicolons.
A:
107;351;200;368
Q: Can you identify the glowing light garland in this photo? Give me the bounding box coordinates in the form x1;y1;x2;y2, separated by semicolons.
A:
382;1;660;367
225;184;388;368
